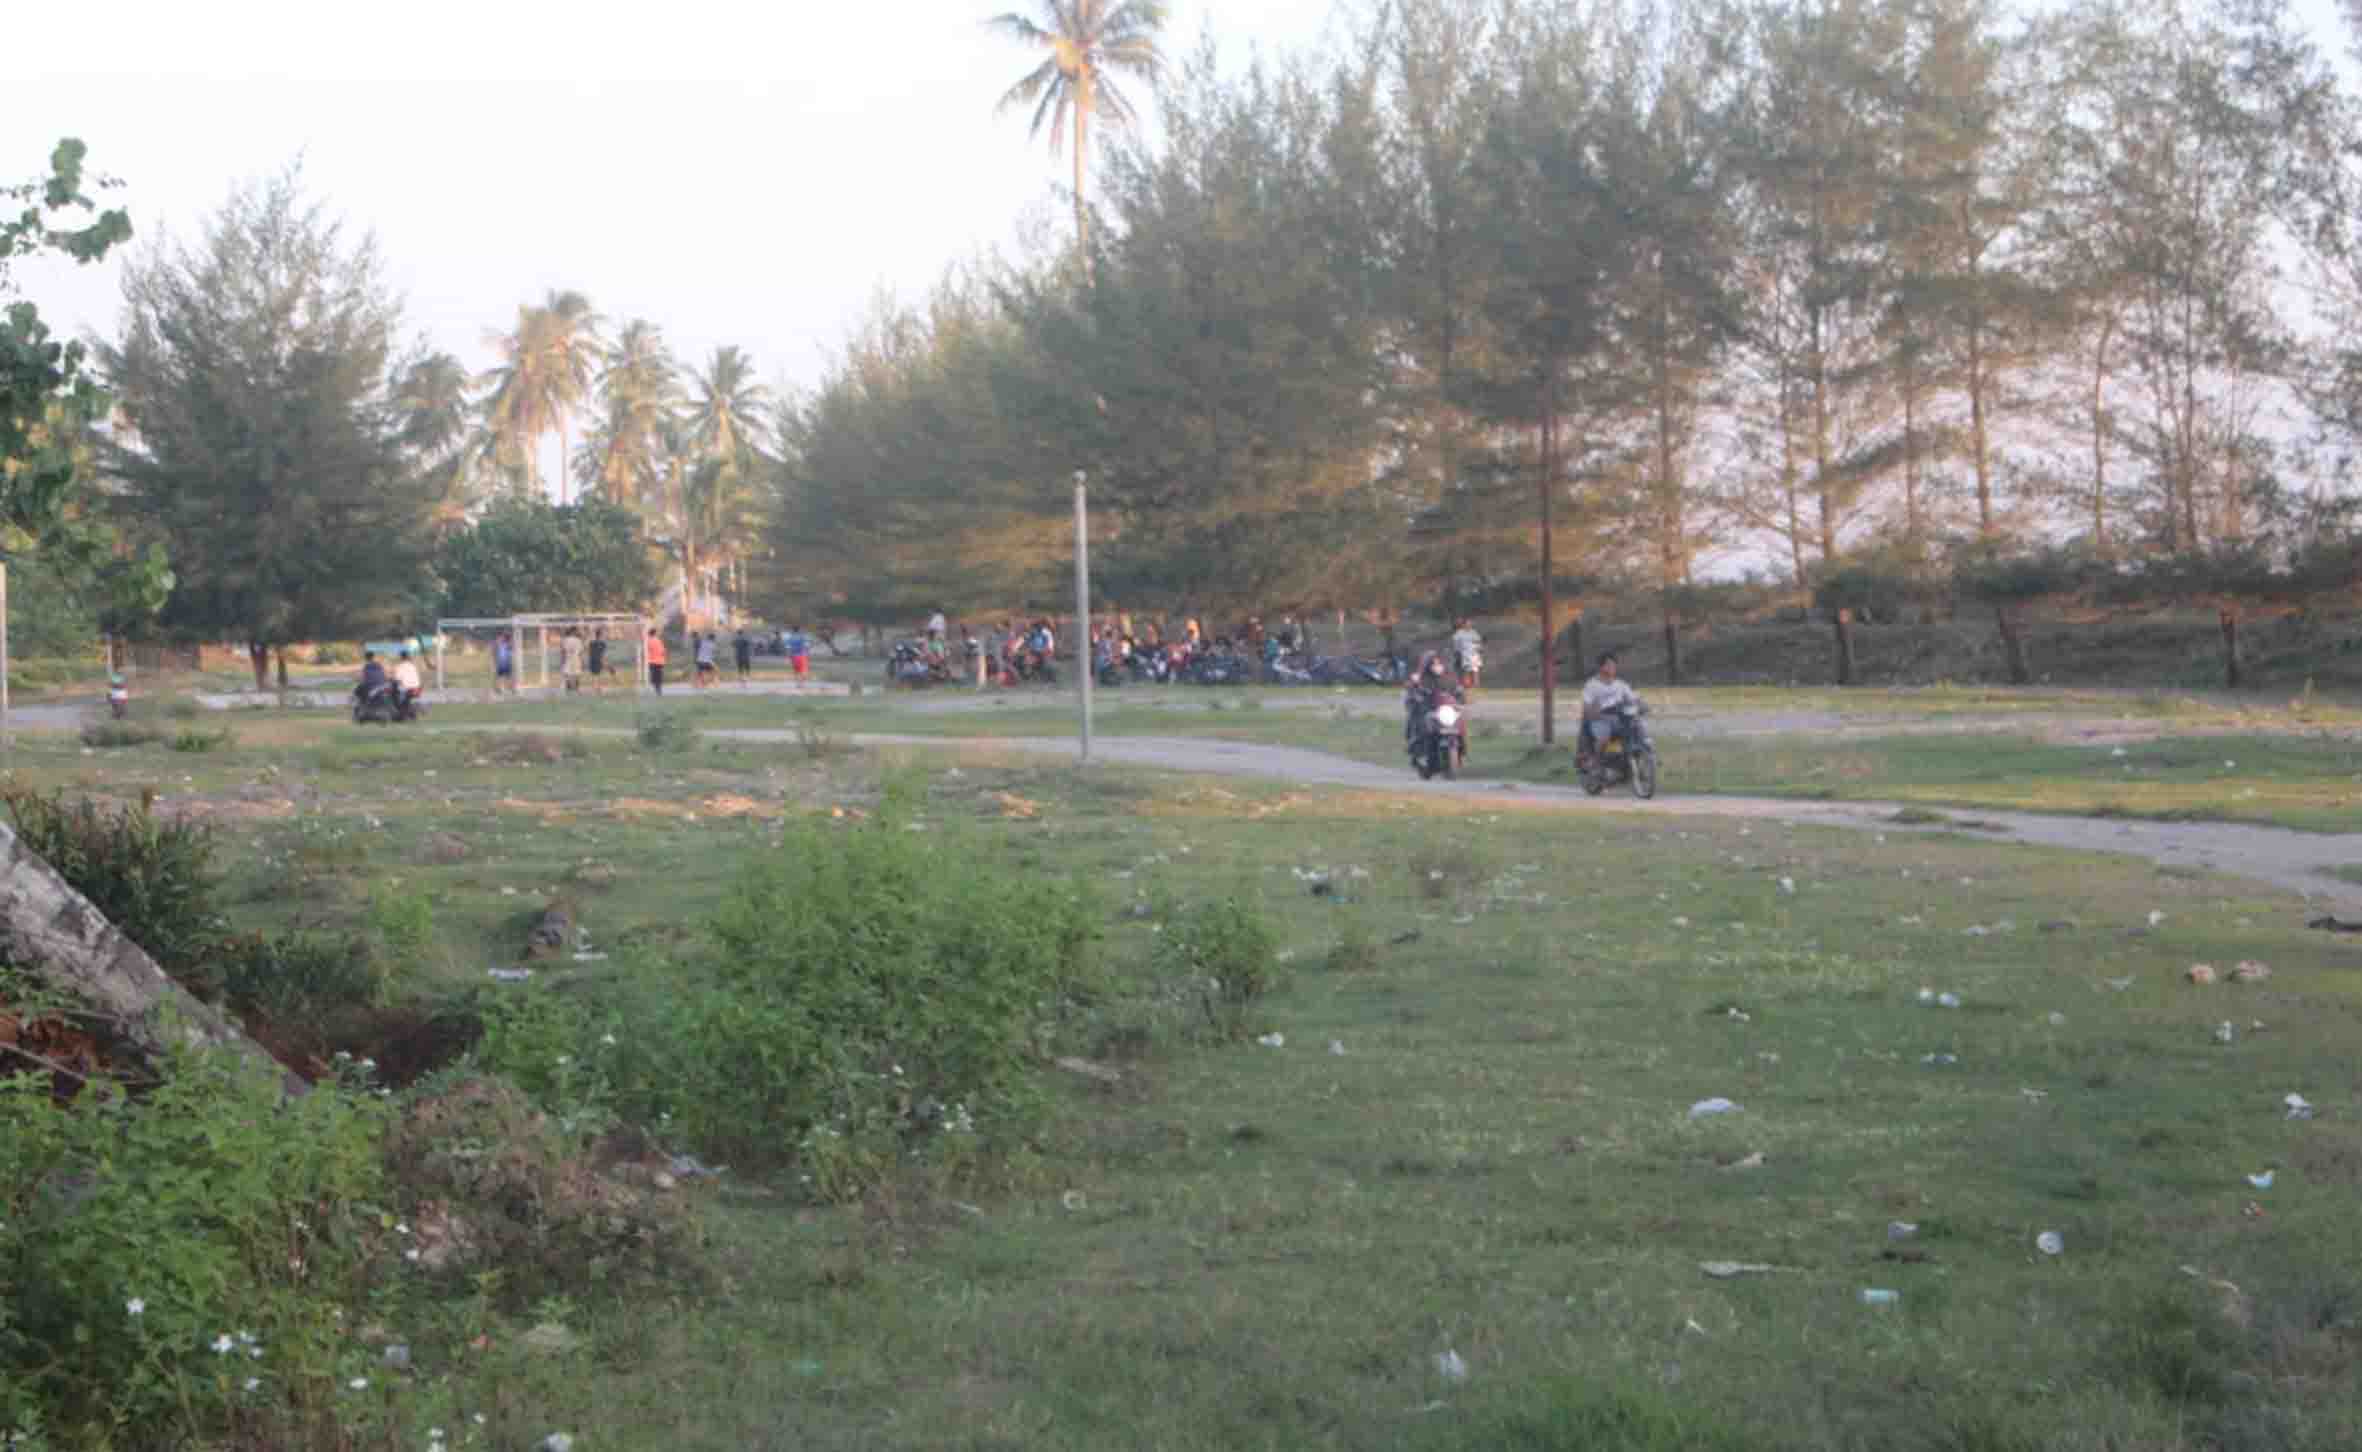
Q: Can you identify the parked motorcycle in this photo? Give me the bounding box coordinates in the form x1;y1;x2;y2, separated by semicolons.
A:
1578;702;1658;799
1190;652;1251;686
107;674;130;720
1411;695;1468;781
886;638;952;688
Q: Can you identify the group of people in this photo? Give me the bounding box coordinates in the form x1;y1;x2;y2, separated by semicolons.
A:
478;624;787;698
1398;640;1640;765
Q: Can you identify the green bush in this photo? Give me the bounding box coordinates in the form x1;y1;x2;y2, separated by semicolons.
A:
635;713;698;752
77;719;163;749
575;809;1099;1187
0;788;222;981
208;931;384;1024
0;1054;393;1448
1157;894;1282;1040
169;727;232;753
309;642;352;665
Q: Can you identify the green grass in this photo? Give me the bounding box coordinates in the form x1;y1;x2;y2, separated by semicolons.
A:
8;718;2362;1448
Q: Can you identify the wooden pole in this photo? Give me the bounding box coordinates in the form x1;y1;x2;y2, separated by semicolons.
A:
1076;472;1093;764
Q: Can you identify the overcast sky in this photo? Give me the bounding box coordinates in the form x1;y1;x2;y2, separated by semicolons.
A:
12;0;1348;398
14;0;2355;402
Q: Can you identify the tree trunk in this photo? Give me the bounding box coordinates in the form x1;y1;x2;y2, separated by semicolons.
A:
249;642;269;691
275;648;289;690
1833;607;1856;687
2090;310;2113;552
1563;609;1585;692
1995;607;2029;685
0;820;299;1089
2220;609;2241;690
1663;613;1682;687
1538;406;1556;746
1074;98;1092;282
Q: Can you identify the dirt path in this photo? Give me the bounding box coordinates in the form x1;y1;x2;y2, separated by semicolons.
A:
819;731;2362;913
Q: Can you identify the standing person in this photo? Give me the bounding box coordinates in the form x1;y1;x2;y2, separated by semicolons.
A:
491;632;515;695
785;623;810;680
926;606;947;643
963;625;986;689
732;627;753;684
587;626;609;688
645;628;668;695
1450;618;1484;691
693;631;718;687
558;627;584;693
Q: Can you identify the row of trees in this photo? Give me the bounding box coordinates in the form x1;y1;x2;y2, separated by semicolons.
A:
769;0;2362;685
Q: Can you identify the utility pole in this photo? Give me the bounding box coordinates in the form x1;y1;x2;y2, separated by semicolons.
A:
1539;406;1557;745
1075;470;1093;763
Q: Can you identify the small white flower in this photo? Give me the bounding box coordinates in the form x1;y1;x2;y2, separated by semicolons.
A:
349;1376;370;1391
556;1055;571;1066
213;1333;236;1354
244;1376;261;1392
395;1222;410;1235
600;1033;617;1047
236;1330;256;1345
125;1298;145;1316
405;1248;422;1263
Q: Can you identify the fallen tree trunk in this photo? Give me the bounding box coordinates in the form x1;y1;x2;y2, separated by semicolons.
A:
0;819;298;1087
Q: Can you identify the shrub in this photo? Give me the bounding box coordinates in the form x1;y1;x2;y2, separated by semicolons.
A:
383;1074;698;1299
310;643;352;665
169;727;232;753
1323;918;1381;974
1156;894;1282;1040
0;788;222;980
0;1054;392;1448
78;719;163;749
598;809;1099;1185
208;931;384;1025
635;713;698;752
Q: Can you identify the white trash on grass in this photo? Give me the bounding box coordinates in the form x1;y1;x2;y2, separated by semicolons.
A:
1688;1098;1742;1119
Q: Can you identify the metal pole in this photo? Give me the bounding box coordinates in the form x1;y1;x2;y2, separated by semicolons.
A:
1074;471;1092;764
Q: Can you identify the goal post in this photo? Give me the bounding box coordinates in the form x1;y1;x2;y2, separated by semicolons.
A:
433;613;650;695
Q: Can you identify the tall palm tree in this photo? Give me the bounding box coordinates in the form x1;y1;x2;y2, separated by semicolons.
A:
684;345;773;475
986;0;1169;274
478;289;605;503
681;346;775;621
391;351;479;534
577;318;679;508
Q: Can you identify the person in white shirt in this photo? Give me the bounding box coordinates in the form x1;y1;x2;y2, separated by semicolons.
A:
1578;651;1638;765
1449;619;1483;686
391;650;422;697
926;608;947;640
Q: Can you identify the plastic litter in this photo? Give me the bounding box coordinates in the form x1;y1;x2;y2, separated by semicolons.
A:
1329;1039;1346;1056
1688;1098;1742;1118
2186;962;2218;985
1920;1052;1958;1066
1937;992;1962;1009
486;968;534;983
1700;1261;1777;1279
1860;1289;1900;1306
2147;910;2166;927
1887;1222;1919;1241
1434;1350;1469;1383
1256;1032;1286;1049
2105;976;2135;992
2214;1021;2237;1045
2047;1012;2068;1027
2285;1093;2316;1121
2247;1171;2275;1190
2036;1231;2064;1256
1777;877;1797;895
2231;960;2271;983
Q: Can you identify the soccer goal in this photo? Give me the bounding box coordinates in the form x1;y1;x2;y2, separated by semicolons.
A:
433;613;650;694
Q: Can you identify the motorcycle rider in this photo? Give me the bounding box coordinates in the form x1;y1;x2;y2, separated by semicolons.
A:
1578;650;1638;768
392;648;423;717
1404;651;1463;746
354;651;389;709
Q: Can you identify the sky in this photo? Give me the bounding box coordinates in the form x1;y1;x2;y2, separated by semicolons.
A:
12;0;1347;400
13;0;2358;404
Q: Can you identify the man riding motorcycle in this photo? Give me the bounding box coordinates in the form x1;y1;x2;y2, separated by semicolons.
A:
354;651;388;705
1577;650;1638;768
1404;652;1464;745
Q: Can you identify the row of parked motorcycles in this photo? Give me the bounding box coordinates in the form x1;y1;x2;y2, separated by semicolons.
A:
1098;642;1411;689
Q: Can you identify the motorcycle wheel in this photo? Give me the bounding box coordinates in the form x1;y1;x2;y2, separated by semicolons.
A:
1580;765;1606;797
1439;747;1457;781
1630;749;1658;800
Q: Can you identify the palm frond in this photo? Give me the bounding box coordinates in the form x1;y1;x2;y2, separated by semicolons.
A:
997;57;1063;120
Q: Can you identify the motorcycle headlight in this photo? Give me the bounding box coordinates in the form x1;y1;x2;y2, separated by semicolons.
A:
1434;705;1461;727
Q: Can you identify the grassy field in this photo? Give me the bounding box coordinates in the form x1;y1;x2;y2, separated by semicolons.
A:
13;714;2362;1449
